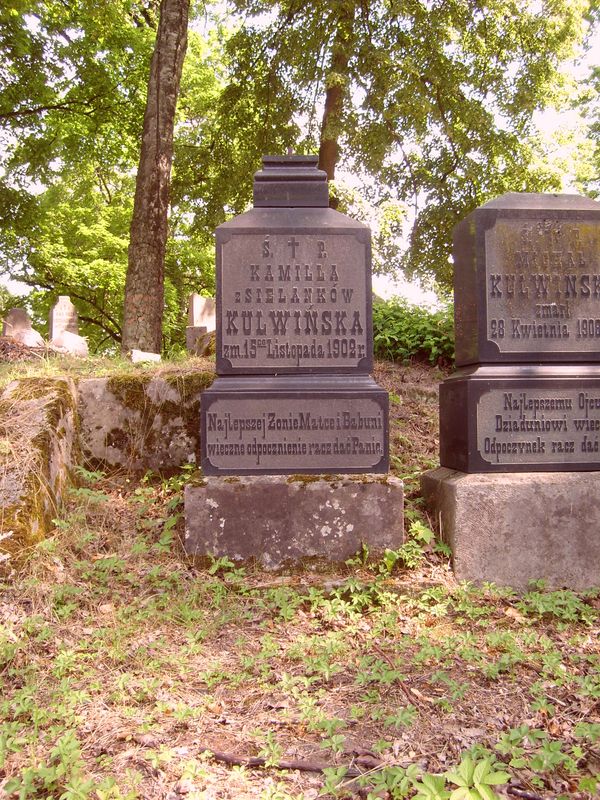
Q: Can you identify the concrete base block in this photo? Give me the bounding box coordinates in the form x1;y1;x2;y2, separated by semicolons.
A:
421;467;600;590
184;474;404;569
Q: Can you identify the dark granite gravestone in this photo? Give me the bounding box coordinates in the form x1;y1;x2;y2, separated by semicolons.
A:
421;192;600;588
454;193;600;366
201;156;388;475
440;193;600;472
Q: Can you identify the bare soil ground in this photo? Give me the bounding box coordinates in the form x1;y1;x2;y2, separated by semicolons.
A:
0;361;598;800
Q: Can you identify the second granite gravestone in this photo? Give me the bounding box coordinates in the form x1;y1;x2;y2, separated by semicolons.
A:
49;296;79;340
422;193;600;588
442;193;600;472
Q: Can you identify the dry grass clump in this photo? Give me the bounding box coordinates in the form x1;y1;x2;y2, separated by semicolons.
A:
0;379;78;565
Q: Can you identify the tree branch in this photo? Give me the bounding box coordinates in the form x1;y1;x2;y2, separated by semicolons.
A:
200;746;381;777
0;95;106;122
507;786;546;800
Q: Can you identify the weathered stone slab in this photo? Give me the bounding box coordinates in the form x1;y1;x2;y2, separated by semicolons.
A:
130;349;161;363
184;474;404;569
185;325;208;355
0;378;78;563
78;372;213;471
453;193;600;366
201;375;388;475
439;365;600;472
2;308;44;347
421;467;600;590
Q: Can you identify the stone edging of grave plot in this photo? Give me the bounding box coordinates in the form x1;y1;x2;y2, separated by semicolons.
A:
77;371;215;471
0;370;216;562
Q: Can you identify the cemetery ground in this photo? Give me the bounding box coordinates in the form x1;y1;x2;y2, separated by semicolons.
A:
0;358;598;800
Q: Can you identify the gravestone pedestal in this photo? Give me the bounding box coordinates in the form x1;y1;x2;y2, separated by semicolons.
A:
185;474;403;569
421;468;600;590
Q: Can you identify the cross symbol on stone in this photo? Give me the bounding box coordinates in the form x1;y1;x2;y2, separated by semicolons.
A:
287;237;299;259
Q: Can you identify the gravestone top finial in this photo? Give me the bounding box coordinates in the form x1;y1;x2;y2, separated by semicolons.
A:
253;154;328;207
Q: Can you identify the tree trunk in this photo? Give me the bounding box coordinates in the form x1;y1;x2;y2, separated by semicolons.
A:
122;0;189;354
318;3;356;183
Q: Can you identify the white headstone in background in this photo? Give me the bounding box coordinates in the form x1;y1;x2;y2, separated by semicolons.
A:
49;296;78;340
188;294;216;331
2;308;44;347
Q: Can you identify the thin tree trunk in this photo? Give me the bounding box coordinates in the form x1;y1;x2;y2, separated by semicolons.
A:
122;0;189;354
318;3;356;183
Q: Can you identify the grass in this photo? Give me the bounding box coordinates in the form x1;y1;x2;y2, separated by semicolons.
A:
0;357;598;799
0;466;598;800
0;352;215;392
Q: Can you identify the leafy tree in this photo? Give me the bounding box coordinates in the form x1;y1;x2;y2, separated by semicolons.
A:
0;0;154;184
0;0;155;348
0;0;216;352
225;0;591;288
2;167;131;350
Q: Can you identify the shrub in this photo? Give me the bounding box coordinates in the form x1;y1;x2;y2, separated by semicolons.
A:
373;298;454;365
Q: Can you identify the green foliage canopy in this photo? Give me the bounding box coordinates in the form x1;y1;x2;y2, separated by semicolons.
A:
0;1;217;351
225;0;590;288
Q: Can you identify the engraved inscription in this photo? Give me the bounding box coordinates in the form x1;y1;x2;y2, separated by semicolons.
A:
204;397;385;471
485;218;600;353
219;234;368;369
477;388;600;465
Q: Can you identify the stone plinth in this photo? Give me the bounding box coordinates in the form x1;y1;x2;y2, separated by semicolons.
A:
439;364;600;472
186;325;208;354
202;375;388;476
421;467;600;589
184;474;403;569
78;372;214;471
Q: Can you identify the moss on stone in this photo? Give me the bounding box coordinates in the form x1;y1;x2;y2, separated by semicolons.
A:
286;474;322;484
285;473;391;487
106;374;153;412
163;370;215;394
